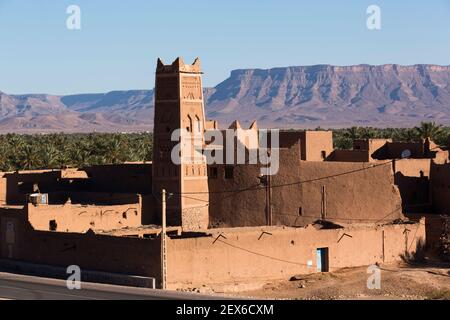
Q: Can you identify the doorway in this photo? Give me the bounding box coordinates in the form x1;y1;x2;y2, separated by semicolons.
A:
316;248;329;272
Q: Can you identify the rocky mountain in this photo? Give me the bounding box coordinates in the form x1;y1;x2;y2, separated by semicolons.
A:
0;90;154;133
206;64;450;128
1;64;450;132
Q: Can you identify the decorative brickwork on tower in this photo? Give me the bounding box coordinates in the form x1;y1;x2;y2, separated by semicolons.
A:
152;57;209;231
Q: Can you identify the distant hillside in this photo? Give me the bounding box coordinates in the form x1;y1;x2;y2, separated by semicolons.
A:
205;64;450;128
1;64;450;132
0;90;154;133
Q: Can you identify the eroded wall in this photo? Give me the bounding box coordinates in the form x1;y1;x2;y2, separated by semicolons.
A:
393;159;431;212
27;197;142;233
328;149;370;162
2;164;152;206
300;131;334;161
0;208;161;281
0;207;425;290
208;145;403;228
167;222;426;288
430;161;450;215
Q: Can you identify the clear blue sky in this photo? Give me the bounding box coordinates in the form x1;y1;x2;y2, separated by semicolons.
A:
1;0;449;95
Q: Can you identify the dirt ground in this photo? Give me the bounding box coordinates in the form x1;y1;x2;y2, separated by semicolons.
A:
219;261;450;300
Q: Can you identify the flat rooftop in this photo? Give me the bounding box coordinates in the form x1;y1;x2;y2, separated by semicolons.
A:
96;225;182;238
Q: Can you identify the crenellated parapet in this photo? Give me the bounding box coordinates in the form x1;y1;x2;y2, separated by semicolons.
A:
156;57;202;74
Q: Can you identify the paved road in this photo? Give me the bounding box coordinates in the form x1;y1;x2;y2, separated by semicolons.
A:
0;272;220;300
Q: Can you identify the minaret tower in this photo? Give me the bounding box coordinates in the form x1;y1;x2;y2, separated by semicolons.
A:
152;57;209;231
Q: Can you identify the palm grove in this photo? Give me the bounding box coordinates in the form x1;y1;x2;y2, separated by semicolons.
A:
0;122;447;172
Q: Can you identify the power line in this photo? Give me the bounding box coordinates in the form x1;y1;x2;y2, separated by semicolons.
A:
214;238;316;268
176;159;398;212
180;183;263;211
212;219;425;270
174;159;396;196
270;206;404;224
159;146;437;270
174;143;444;196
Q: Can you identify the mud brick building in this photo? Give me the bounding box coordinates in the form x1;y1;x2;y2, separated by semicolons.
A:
0;58;430;289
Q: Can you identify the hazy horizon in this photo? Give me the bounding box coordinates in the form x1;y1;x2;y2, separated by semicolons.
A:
1;0;450;95
3;62;450;96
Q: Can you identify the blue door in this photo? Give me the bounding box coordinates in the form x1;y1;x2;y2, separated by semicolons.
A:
316;249;322;272
316;248;329;272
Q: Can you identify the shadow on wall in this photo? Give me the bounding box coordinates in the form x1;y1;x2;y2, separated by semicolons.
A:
394;172;431;213
401;238;427;264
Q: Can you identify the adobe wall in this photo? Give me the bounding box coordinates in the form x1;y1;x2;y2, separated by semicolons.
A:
27;198;142;233
300;131;333;161
208;147;403;228
0;208;161;281
407;213;444;253
0;175;6;205
0;207;425;290
2;164;153;206
391;159;431;212
394;178;430;213
367;139;391;159
434;150;449;164
208;164;266;228
4;170;63;205
44;191;141;205
80;163;152;194
386;142;424;159
353;139;390;160
393;159;431;177
327;150;370;162
277;160;403;224
167;222;426;288
430;161;450;215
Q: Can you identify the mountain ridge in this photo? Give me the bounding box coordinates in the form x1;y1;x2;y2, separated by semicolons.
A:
2;63;450;132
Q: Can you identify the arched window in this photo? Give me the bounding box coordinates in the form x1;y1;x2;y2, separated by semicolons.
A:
186;115;193;133
195;115;201;133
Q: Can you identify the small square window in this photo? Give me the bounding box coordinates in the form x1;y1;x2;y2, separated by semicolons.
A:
49;220;57;231
225;166;234;179
209;167;218;178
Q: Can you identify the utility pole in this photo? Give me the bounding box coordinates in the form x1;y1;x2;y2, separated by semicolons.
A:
265;148;273;227
161;189;167;290
259;153;273;226
268;170;272;226
321;186;327;220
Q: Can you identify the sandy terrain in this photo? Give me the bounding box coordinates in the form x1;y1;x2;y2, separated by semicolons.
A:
218;261;450;300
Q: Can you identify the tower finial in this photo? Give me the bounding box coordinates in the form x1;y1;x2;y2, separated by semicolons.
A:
229;120;242;130
172;57;185;69
192;57;201;68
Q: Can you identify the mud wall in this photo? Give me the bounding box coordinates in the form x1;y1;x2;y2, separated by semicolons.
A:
167;222;425;288
27;199;142;233
0;209;160;281
208;147;403;228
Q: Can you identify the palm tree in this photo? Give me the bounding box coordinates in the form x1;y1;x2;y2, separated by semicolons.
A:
19;145;39;170
415;122;444;141
39;144;59;169
344;126;362;141
394;128;420;142
359;127;379;139
106;136;125;164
